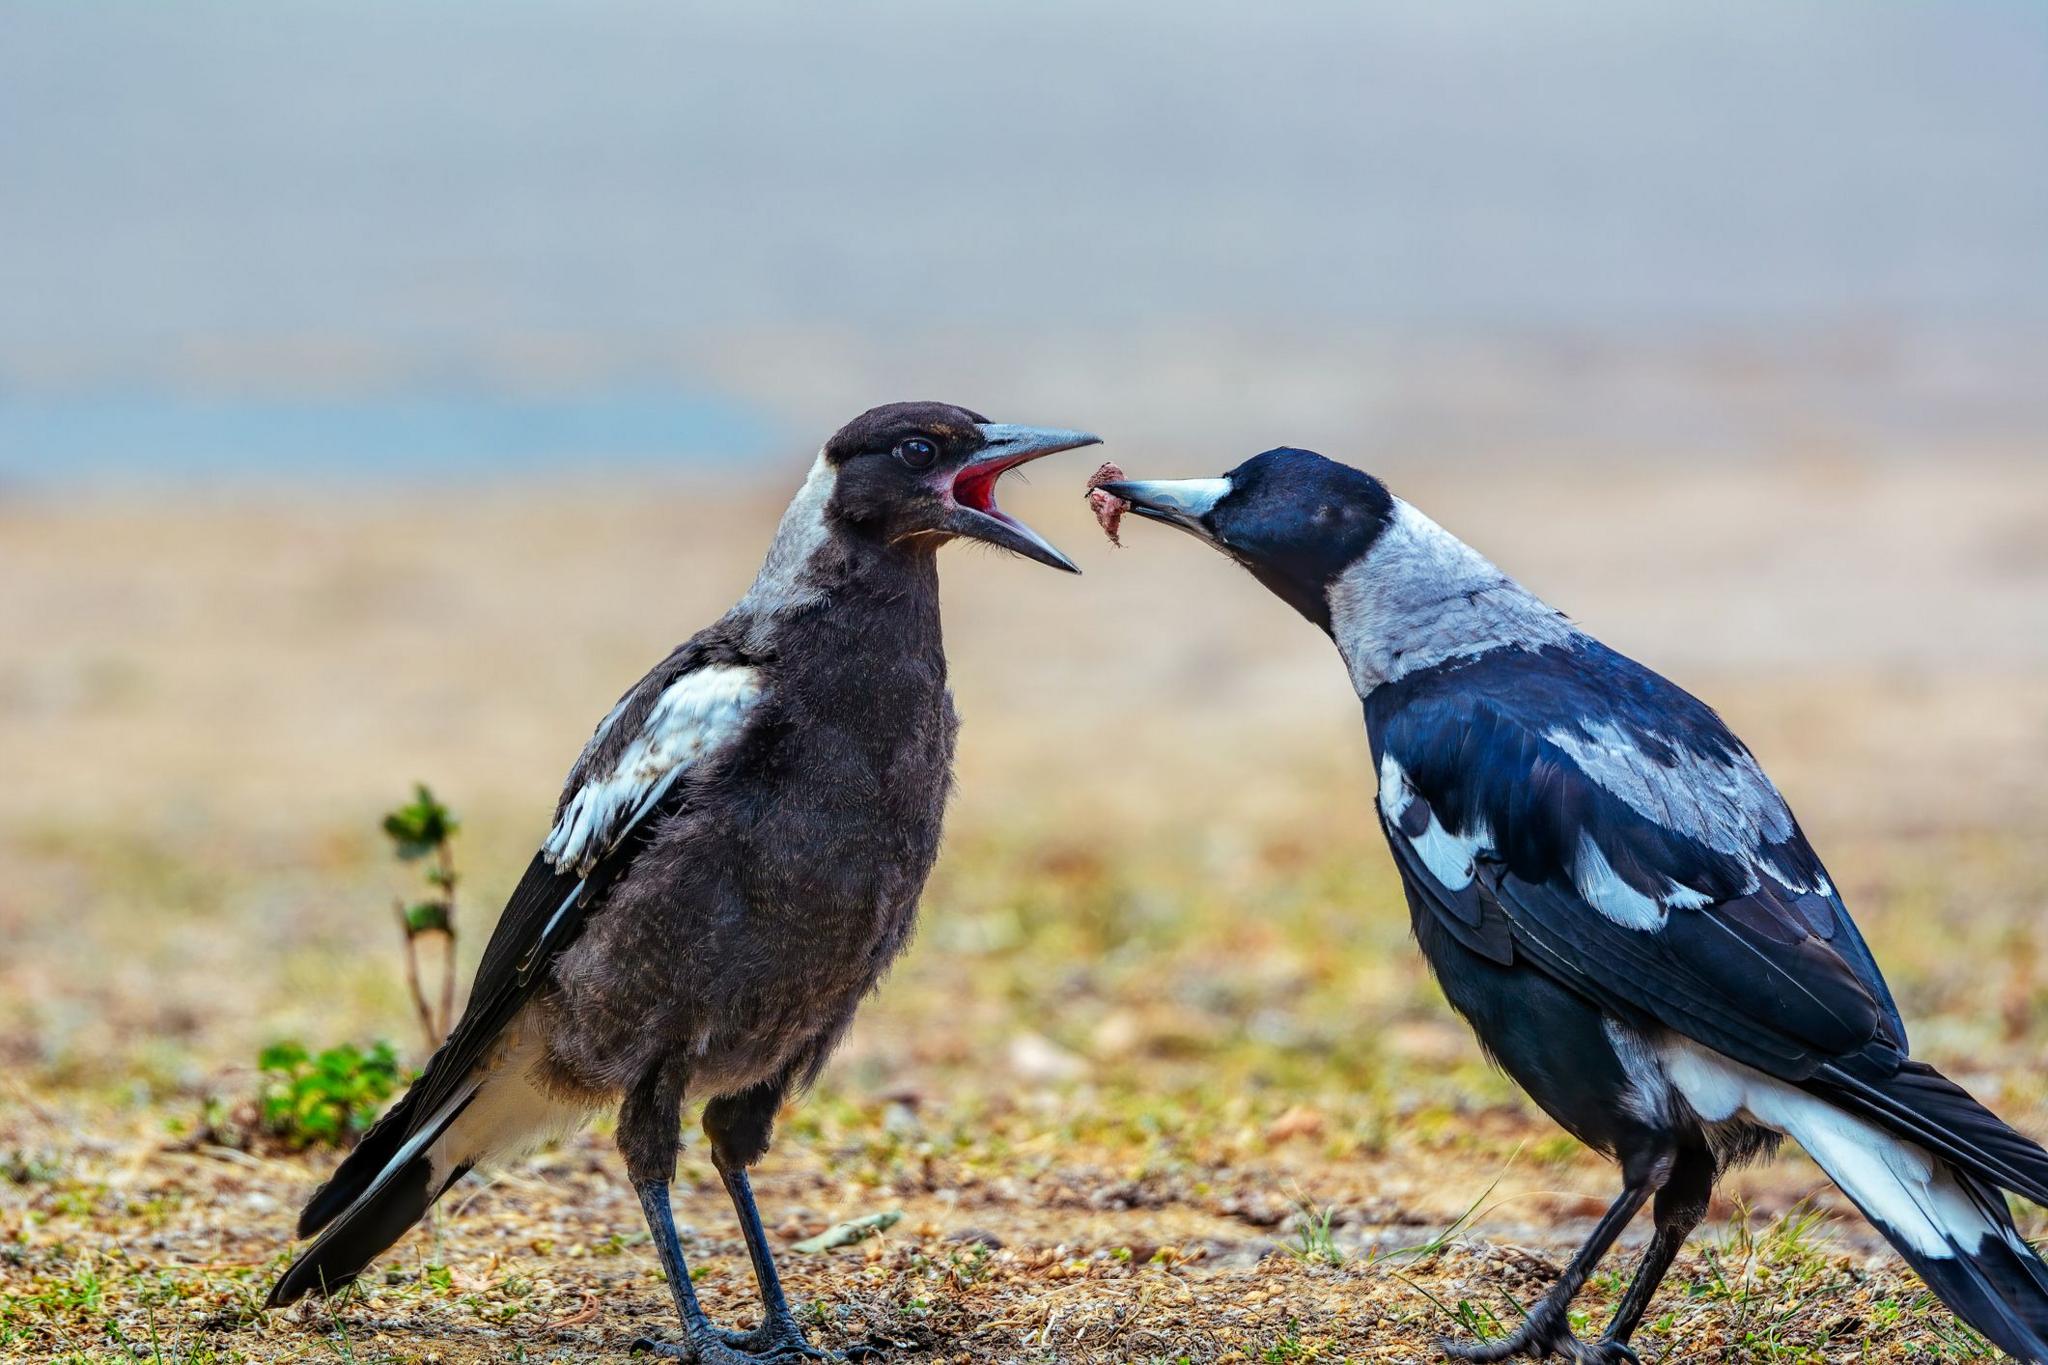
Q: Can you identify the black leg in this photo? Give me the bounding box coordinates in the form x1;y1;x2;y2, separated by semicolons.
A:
710;1158;847;1360
619;1063;754;1365
634;1180;761;1362
702;1083;874;1362
1442;1147;1673;1364
1592;1146;1716;1359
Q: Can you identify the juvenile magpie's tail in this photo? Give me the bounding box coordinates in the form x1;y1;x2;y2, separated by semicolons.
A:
267;1021;587;1306
1786;1062;2048;1362
267;1075;482;1305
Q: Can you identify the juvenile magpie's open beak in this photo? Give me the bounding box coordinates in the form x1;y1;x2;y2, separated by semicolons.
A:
1097;477;1233;543
946;424;1101;573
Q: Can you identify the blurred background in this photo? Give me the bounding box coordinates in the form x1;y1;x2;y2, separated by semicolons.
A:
7;1;2048;484
5;4;2048;1359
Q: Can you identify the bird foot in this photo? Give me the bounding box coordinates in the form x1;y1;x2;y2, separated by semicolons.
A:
711;1316;882;1362
632;1335;762;1365
1439;1312;1586;1363
1564;1340;1639;1365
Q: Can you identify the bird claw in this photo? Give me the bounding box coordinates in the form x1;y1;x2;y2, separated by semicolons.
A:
708;1317;881;1363
1439;1314;1587;1362
1564;1341;1639;1365
631;1334;763;1365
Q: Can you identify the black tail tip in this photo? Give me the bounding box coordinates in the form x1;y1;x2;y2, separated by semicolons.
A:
265;1259;354;1309
1885;1186;2048;1365
266;1154;442;1311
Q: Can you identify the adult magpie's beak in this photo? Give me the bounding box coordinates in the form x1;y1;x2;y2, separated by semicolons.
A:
1097;477;1233;544
946;424;1101;573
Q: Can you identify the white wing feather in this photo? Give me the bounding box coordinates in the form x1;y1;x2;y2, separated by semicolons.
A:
541;664;764;874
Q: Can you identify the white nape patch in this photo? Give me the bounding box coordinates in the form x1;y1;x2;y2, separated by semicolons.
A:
1545;719;1797;866
427;1013;593;1191
1572;831;1666;930
543;664;764;873
1328;498;1577;696
1659;1037;1998;1259
1601;1018;1677;1126
739;452;838;616
1379;755;1489;890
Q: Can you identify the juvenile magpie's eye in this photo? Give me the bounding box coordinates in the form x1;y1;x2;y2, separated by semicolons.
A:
895;437;938;469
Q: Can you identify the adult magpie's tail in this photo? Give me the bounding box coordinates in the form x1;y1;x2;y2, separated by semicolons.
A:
1896;1171;2048;1365
267;1020;587;1306
1784;1063;2048;1362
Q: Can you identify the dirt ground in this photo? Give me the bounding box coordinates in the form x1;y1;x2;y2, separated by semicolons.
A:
5;453;2048;1363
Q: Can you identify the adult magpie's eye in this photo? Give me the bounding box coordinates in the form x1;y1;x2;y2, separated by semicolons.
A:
895;437;938;469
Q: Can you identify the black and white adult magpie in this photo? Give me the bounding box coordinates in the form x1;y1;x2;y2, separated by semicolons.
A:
268;403;1099;1362
1100;449;2048;1363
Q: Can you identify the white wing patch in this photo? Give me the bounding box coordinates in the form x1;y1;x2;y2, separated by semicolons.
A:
1545;719;1794;859
1663;882;1714;910
1379;754;1489;892
1383;752;1720;932
1571;831;1666;930
542;664;764;874
1545;718;1834;897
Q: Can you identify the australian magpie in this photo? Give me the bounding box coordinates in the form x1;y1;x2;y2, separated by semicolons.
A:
1101;450;2048;1363
268;403;1099;1363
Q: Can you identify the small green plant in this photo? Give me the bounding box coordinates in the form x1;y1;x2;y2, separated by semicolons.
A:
1259;1319;1349;1363
1284;1196;1345;1266
257;1040;402;1148
0;1149;60;1185
383;783;461;1049
946;1240;995;1288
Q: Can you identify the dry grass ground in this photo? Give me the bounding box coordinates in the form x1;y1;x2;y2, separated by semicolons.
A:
4;452;2048;1363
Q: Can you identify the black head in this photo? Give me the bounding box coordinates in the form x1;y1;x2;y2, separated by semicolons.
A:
1098;447;1394;628
821;401;1100;572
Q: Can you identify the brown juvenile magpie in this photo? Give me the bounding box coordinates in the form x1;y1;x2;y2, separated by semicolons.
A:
269;403;1100;1363
1101;450;2048;1363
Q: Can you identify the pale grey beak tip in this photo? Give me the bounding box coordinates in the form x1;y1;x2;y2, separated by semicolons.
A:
1099;476;1233;532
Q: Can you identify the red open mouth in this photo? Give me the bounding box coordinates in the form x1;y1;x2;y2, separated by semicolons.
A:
950;451;1033;528
939;424;1099;572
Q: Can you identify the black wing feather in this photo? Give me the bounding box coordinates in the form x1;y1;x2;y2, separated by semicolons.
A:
1368;638;2048;1232
1482;866;1876;1077
1367;641;1904;1088
297;637;745;1238
298;850;599;1236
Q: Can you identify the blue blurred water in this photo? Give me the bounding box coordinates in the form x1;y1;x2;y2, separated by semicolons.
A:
0;389;777;487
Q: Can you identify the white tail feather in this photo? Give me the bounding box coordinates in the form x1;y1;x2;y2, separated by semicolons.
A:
1661;1036;2000;1258
424;1015;593;1191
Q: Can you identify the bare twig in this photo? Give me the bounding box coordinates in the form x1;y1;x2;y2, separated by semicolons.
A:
396;900;440;1051
434;841;459;1042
